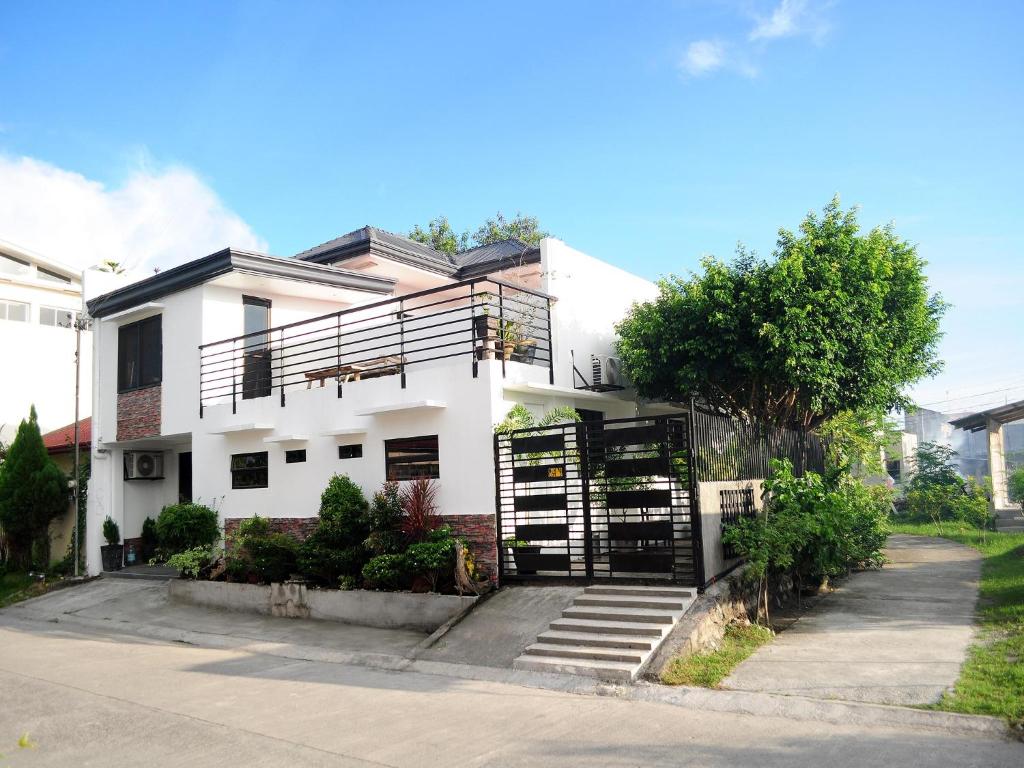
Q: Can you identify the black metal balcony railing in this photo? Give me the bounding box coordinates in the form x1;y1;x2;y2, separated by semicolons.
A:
199;277;554;415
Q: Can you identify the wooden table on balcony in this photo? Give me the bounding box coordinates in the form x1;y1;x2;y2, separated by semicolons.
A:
304;356;405;389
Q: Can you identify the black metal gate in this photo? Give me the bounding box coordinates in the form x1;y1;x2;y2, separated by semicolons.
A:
494;416;701;585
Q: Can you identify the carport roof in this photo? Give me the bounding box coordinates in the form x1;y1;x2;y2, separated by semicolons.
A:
948;398;1024;432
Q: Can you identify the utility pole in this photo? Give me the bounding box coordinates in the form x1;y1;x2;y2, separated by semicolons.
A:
72;316;85;577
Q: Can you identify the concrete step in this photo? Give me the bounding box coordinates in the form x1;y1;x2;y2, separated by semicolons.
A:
562;605;680;624
995;524;1024;533
584;585;695;598
549;617;667;637
522;642;646;664
512;654;638;682
574;594;690;611
537;630;658;650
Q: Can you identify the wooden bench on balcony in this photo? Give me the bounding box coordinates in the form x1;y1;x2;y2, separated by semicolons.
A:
304;355;405;389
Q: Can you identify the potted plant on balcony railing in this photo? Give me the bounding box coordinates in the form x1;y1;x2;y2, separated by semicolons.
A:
502;537;542;575
101;517;124;571
498;319;527;362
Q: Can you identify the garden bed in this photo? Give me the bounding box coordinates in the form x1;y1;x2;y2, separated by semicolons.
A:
168;579;476;632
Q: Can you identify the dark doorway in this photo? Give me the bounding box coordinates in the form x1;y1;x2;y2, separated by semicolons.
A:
242;296;272;399
178;452;193;503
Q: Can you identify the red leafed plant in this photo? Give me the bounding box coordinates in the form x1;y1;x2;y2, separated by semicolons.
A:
400;477;441;542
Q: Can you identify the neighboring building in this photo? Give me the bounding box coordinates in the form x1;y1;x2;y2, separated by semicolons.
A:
0;239;92;443
83;229;665;579
883;431;919;488
903;405;1024;483
40;417;91;565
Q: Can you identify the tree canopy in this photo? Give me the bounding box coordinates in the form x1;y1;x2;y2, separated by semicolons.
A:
0;406;67;569
409;212;548;255
616;198;947;430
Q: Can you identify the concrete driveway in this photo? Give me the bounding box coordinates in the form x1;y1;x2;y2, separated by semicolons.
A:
723;535;982;705
0;567;1019;766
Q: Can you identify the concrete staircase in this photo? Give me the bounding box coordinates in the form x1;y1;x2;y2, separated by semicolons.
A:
994;507;1024;533
512;585;695;682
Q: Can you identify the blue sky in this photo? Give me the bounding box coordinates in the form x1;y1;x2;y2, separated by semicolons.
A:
1;1;1022;410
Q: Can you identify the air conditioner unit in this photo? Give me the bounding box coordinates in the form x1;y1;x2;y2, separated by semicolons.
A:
591;355;627;391
124;451;165;480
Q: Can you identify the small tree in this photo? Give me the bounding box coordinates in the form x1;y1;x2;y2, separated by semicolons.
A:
1008;466;1024;513
409;211;549;255
616;198;946;429
0;407;67;569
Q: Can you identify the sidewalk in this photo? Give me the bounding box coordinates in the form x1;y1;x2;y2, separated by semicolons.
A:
722;535;982;705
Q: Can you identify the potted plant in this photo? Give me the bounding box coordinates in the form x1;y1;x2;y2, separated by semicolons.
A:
503;537;542;575
498;319;525;361
101;517;124;571
473;293;498;360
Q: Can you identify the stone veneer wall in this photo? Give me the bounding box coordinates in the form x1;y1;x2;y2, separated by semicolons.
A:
445;513;498;584
223;513;499;584
223;516;319;544
117;386;162;441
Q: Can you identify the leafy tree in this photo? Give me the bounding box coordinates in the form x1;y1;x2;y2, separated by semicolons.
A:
907;442;963;491
298;474;370;585
409;211;549;255
0;407;67;569
819;407;901;475
472;211;548;247
408;216;468;256
616;198;947;430
1006;466;1024;513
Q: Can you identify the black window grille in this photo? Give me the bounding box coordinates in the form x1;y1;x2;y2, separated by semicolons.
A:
721;488;756;559
338;444;363;460
231;451;268;489
285;449;306;464
385;436;439;480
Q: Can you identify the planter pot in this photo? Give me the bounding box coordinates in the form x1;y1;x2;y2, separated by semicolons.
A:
510;545;542;575
100;544;124;572
502;342;517;361
474;315;497;360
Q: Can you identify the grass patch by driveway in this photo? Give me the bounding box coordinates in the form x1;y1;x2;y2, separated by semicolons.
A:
661;624;774;687
890;521;1024;727
0;572;65;609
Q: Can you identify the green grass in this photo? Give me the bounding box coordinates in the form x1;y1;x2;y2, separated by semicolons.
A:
890;521;1024;726
0;571;60;609
661;623;774;687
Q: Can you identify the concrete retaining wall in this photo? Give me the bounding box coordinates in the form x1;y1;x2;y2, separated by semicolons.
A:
168;580;476;632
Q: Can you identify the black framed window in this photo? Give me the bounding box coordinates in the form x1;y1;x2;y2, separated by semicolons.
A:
242;296;272;400
385;436;439;480
338;444;363;460
231;451;268;489
285;449;306;464
118;315;162;391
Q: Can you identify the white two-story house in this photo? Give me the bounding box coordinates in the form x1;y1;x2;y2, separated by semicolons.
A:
83;227;662;580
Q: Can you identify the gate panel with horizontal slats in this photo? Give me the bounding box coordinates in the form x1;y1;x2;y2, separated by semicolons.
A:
495;415;698;585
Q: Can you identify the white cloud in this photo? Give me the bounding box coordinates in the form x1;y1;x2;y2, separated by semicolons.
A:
0;154;266;275
681;39;726;76
749;0;831;44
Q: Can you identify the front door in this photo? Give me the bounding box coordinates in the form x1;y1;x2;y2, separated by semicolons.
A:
178;452;192;503
242;296;272;399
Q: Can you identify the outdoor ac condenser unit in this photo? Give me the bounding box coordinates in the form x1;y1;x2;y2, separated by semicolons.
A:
591;355;627;391
124;451;165;480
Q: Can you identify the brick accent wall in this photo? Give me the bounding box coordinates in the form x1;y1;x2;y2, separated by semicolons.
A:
117;386;162;441
224;516;319;544
445;513;498;584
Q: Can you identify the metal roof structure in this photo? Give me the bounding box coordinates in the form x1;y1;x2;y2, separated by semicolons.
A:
948;398;1024;432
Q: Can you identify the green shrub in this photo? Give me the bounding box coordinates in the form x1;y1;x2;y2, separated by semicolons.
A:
102;517;120;545
1006;466;1024;512
156;503;219;556
905;475;992;530
223;516;299;584
299;475;370;586
362;554;408;590
723;461;889;620
364;482;405;556
140;517;158;560
405;528;455;592
167;546;214;579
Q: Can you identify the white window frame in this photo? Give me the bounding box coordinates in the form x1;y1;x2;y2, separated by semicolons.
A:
39;306;79;328
0;299;30;323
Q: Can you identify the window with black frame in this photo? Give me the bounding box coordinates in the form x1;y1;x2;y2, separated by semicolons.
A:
242;296;272;400
118;314;162;391
385;436;439;480
231;451;268;489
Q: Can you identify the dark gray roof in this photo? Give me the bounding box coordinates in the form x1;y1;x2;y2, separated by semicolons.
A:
294;227;541;279
949;398;1024;432
86;248;396;319
295;226;458;275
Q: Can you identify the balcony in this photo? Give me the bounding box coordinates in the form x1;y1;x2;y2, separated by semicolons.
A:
199;277;554;414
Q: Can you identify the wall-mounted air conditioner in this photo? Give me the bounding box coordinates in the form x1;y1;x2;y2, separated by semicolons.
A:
124;451;165;480
591;355;627;391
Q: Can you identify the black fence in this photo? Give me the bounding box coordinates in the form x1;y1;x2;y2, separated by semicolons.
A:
199;277;553;415
690;410;826;482
495;416;700;585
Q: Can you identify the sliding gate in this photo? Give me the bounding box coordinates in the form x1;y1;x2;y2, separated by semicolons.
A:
495;416;701;586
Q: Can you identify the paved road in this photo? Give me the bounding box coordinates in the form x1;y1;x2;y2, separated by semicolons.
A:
0;614;1019;767
724;535;982;705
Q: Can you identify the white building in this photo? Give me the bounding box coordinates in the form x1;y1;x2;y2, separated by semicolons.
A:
0;239;91;443
84;228;679;580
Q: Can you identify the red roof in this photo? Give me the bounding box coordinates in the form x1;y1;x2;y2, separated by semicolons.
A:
41;417;91;454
